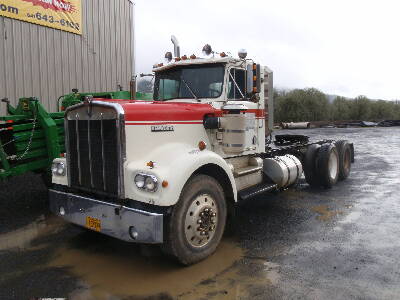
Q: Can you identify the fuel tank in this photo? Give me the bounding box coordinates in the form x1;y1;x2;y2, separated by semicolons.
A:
263;155;303;188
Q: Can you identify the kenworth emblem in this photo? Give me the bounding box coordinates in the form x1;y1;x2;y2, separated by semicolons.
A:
151;125;174;132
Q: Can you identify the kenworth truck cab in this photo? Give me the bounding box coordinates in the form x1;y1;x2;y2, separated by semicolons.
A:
49;45;354;265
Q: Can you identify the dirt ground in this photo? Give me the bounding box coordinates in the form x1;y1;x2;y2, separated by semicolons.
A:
1;127;399;300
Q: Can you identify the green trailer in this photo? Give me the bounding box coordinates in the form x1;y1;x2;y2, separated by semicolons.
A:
0;90;153;181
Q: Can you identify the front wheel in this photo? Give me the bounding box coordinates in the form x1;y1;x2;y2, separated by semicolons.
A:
162;175;227;265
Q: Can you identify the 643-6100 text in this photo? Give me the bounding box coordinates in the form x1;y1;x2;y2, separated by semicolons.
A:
26;12;80;31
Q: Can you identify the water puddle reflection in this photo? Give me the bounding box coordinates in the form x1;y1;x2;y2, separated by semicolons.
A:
49;238;247;299
0;215;64;251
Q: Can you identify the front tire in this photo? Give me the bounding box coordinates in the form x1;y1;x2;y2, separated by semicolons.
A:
162;175;227;265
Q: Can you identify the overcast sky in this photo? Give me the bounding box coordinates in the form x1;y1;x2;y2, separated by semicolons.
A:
135;0;399;100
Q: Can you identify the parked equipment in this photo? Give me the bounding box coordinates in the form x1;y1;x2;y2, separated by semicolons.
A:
281;122;311;129
0;90;153;181
0;97;64;180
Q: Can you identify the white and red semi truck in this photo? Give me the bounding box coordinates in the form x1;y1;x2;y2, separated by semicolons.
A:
49;44;354;265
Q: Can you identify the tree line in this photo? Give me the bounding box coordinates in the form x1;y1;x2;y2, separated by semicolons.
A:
273;88;400;122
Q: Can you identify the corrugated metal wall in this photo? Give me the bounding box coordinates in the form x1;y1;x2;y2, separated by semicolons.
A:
0;0;134;113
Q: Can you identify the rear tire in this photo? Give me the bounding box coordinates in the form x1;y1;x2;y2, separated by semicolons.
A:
335;140;352;180
304;144;321;187
316;143;339;188
162;175;227;265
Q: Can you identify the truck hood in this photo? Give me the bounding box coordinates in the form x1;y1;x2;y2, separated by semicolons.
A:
100;100;217;123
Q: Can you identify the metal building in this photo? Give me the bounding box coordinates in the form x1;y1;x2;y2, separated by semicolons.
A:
0;0;135;113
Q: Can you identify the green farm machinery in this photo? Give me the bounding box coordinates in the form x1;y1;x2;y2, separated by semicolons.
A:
0;97;64;181
57;89;153;111
0;90;152;182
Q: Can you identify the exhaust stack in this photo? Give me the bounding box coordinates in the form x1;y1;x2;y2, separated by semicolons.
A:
171;35;180;58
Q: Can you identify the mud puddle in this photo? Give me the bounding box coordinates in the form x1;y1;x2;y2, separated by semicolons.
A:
312;205;343;221
48;237;276;300
0;215;64;251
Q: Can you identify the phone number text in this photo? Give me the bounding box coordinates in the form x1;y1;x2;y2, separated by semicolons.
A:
26;12;80;31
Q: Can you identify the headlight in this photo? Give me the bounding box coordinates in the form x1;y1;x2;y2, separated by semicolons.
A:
134;174;145;188
52;162;66;176
134;173;158;192
51;163;58;174
57;162;65;175
145;176;157;191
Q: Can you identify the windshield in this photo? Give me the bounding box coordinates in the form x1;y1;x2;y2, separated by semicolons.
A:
154;64;225;100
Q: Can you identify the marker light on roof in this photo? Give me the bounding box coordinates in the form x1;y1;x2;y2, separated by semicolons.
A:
238;49;247;59
202;44;212;56
165;51;173;62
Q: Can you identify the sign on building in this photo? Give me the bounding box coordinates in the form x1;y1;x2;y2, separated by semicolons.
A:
0;0;82;35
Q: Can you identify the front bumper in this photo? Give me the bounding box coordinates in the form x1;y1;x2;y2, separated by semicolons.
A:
49;189;163;244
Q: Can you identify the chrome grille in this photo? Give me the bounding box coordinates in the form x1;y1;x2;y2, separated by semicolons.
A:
65;102;125;197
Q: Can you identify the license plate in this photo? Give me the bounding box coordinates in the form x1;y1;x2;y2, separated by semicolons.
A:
85;216;101;232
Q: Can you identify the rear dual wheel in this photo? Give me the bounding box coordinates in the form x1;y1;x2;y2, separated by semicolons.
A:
316;143;340;188
304;143;342;188
335;140;352;180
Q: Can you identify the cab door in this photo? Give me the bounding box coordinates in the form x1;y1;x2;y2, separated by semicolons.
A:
225;67;262;154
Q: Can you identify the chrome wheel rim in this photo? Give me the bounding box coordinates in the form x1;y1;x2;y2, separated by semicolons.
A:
328;151;339;179
184;194;218;248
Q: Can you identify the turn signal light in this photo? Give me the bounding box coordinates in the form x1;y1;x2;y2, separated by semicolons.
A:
198;141;207;151
162;180;169;188
146;161;155;168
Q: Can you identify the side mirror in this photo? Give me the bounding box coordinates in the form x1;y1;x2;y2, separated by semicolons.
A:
246;64;261;94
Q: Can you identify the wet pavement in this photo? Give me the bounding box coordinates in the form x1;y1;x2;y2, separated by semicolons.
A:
1;127;400;300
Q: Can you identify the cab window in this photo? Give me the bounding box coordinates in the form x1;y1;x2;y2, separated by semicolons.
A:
157;79;179;100
227;68;246;100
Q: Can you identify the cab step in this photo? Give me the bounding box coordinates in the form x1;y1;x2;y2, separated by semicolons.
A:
238;182;278;201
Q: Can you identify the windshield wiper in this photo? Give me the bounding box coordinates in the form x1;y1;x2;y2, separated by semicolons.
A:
181;76;198;100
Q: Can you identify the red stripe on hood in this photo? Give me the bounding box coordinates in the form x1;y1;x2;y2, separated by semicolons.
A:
97;99;267;121
116;101;216;122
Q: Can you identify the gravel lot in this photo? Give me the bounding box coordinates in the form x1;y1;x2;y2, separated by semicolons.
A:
0;127;399;300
